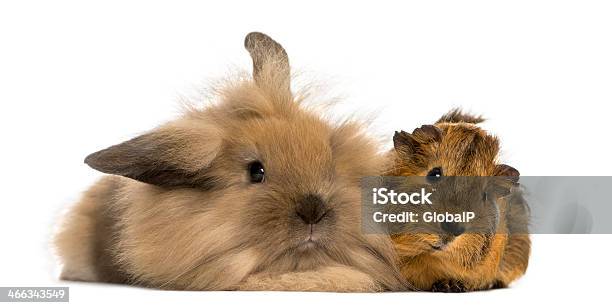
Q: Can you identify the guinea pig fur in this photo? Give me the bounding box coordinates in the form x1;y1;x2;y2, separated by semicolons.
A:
54;32;407;292
388;109;530;292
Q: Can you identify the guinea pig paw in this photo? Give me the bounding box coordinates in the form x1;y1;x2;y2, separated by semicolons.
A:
430;279;467;293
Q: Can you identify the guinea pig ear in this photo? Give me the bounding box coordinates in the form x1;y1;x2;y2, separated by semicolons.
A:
244;32;291;95
393;130;418;156
489;164;521;197
393;125;441;157
494;164;520;184
84;121;222;188
411;125;442;143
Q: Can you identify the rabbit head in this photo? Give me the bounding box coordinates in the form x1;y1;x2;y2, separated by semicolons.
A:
83;32;404;290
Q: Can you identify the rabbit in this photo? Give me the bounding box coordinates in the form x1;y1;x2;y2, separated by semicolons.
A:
387;109;530;292
53;32;408;292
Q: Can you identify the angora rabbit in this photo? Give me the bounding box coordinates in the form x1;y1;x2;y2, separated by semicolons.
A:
54;32;407;291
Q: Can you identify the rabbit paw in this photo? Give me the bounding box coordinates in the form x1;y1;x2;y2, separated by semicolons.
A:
430;279;467;293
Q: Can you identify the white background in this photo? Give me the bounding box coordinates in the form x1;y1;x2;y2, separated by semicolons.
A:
1;0;611;307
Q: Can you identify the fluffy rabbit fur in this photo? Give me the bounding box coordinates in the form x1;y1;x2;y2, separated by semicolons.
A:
54;32;407;292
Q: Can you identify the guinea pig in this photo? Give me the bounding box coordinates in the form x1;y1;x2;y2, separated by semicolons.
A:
388;109;530;292
53;32;407;292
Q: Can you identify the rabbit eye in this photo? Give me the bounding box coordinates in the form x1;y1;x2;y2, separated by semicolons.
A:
248;161;265;183
426;167;443;183
483;192;489;202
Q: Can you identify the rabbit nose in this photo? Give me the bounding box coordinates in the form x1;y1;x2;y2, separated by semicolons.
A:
441;221;465;236
295;194;327;224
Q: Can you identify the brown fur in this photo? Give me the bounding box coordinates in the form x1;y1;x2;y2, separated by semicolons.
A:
388;109;530;292
54;32;407;292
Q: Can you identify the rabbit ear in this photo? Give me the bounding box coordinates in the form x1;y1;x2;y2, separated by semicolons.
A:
84;122;222;188
244;32;291;93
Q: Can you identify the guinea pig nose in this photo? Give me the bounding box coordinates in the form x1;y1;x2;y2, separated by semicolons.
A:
295;194;327;224
441;221;465;236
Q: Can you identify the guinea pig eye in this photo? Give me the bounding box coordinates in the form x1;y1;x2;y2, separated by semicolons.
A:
248;161;265;183
426;167;443;183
